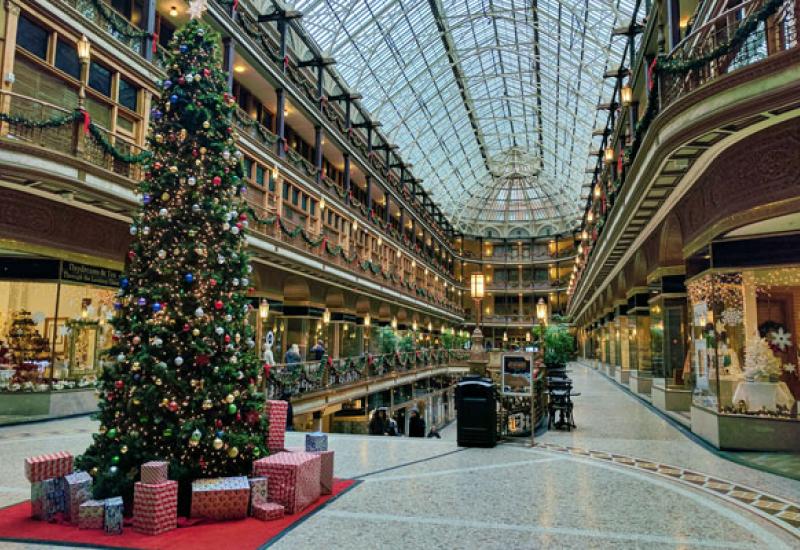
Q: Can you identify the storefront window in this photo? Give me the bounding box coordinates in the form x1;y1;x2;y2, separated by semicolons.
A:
0;273;115;391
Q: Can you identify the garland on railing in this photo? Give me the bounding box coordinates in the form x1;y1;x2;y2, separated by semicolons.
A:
233;109;278;145
658;0;785;75
86;121;152;163
0;110;81;128
83;0;150;40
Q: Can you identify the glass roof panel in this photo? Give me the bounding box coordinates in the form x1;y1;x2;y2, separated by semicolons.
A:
291;0;634;236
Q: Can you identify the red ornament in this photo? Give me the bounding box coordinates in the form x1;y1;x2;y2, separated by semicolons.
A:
215;419;223;428
214;300;224;310
114;380;124;389
106;392;115;402
168;401;179;412
183;323;190;332
263;363;271;378
127;250;136;259
224;334;231;343
196;354;210;366
239;213;248;221
236;412;241;422
209;279;217;287
212;176;222;185
153;161;162;170
203;68;211;77
192;149;199;157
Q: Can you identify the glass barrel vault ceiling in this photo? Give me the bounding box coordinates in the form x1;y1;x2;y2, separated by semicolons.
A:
291;0;636;237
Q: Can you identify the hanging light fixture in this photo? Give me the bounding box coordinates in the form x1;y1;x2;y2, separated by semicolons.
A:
319;197;326;211
412;320;418;331
364;313;371;328
169;5;179;16
587;210;594;223
323;309;331;324
594;183;602;198
502;331;508;343
621;84;633;107
536;298;548;323
391;316;398;330
470;273;485;299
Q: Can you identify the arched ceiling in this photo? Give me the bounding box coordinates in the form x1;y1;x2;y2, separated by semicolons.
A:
290;0;635;236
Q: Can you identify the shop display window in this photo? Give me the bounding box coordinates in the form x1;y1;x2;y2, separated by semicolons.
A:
0;280;114;392
688;269;800;419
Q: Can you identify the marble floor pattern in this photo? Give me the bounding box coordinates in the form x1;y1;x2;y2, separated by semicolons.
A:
0;363;797;549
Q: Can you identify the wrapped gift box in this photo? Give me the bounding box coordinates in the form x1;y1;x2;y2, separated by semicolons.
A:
64;471;92;524
285;446;304;453
24;451;73;482
140;461;169;484
190;476;250;521
252;452;321;514
104;497;124;535
78;499;105;530
305;432;328;452
266;400;288;453
249;477;268;507
133;480;178;535
252;502;285;521
30;481;44;519
42;477;66;521
314;450;335;495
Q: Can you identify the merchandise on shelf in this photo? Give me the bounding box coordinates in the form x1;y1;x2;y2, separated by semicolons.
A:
249;476;268;507
314;450;335;495
266;400;288;452
133;480;178;535
252;451;321;514
140;461;169;484
104;496;124;535
305;432;328;452
24;451;74;482
78;499;105;529
63;471;93;524
251;501;285;521
190;476;250;521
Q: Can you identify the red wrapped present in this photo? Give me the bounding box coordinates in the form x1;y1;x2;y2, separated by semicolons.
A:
266;400;288;453
190;476;250;521
133;481;178;535
140;461;169;484
314;450;335;495
252;451;320;514
252;502;284;521
24;451;73;482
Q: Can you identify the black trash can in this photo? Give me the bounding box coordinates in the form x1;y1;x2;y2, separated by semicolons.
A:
455;376;497;448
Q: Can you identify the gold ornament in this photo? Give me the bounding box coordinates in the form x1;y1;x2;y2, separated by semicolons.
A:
225;394;235;403
199;147;207;155
155;378;163;386
202;121;210;129
155;134;164;143
202;399;213;410
161;192;170;201
227;447;239;458
212;437;223;450
233;390;240;398
120;445;128;454
90;467;99;476
169;165;178;173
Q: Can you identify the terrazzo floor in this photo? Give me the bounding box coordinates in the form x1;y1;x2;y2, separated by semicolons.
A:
0;362;798;549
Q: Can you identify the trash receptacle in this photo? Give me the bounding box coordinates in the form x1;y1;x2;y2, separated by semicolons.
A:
455;376;497;448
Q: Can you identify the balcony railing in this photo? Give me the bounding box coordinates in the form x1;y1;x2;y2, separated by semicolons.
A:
661;0;797;106
244;198;463;314
1;92;145;182
266;349;470;398
62;0;148;56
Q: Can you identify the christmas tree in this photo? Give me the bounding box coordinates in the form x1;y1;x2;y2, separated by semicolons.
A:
78;14;268;505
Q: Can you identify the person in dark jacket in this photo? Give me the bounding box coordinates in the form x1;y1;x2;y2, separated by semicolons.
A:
281;390;294;431
408;409;425;438
369;409;387;435
310;340;326;361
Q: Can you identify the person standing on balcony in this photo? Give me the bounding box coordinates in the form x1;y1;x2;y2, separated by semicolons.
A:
409;408;425;437
284;343;302;365
311;340;326;361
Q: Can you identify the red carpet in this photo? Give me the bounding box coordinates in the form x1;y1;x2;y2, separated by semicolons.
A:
0;479;357;549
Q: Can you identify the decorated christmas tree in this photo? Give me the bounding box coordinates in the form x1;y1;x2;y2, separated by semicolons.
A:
78;12;268;505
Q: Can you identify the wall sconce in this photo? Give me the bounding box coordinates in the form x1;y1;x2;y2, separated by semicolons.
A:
169;5;179;16
621;85;633;107
391;317;398;330
604;146;615;164
364;313;371;328
587;211;594;223
594;183;602;198
259;299;270;319
319;197;325;211
323;309;331;324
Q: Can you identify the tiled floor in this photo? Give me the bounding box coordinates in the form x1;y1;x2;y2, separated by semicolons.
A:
1;363;799;549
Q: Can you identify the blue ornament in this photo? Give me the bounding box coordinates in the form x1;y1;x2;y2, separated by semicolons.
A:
163;80;172;89
133;374;140;382
137;297;147;306
120;277;129;288
170;94;178;104
152;302;162;313
184;273;194;283
179;44;188;53
113;302;122;310
151;109;162;120
143;193;152;204
216;430;225;438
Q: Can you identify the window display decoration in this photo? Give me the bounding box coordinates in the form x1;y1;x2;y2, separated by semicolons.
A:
744;336;783;382
687;273;746;310
720;308;743;327
769;327;793;352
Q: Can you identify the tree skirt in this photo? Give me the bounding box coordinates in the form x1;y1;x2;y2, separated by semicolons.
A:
0;479;356;549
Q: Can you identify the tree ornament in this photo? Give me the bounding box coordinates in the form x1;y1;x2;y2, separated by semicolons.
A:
158;250;167;259
192;328;200;336
174;356;184;366
203;120;210;129
133;336;141;345
212;437;223;450
202;399;213;410
215;326;224;335
195;307;204;317
227;447;239;458
214;300;224;310
130;226;138;236
107;428;117;439
184;273;194;283
111;455;120;465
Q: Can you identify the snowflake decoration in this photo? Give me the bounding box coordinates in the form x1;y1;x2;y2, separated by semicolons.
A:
187;0;208;19
31;311;46;324
782;363;797;375
721;308;743;326
770;328;793;351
